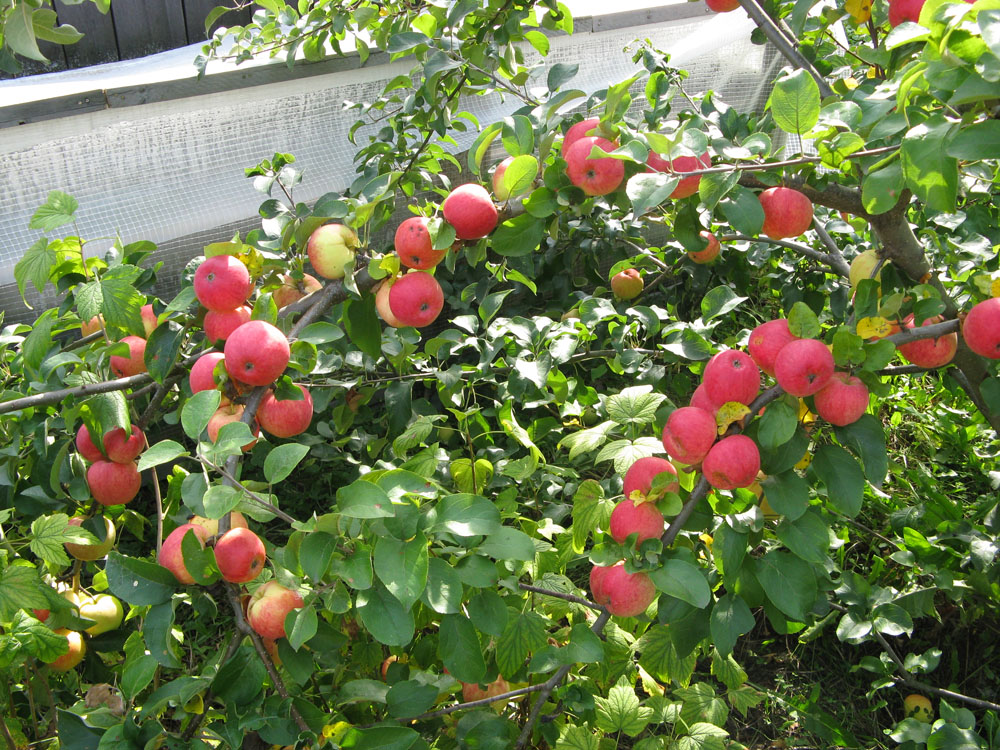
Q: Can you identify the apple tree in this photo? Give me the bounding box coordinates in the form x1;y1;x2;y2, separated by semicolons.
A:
2;0;1000;748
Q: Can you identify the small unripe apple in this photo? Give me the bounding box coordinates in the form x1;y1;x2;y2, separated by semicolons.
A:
394;216;447;270
188;512;248;537
442;184;498;240
610;268;643;300
962;298;1000;359
224;320;290;386
748;318;797;376
688;231;720;263
46;628;86;672
609;499;664;544
589;562;657;617
215;527;266;583
622;456;678;501
272;273;322;309
204;305;252;345
388;272;445;328
774;338;834;396
65;516;116;561
813;372;869;426
661;407;717;465
646;151;712;199
78;592;124;636
247;581;304;640
194;255;253;312
257;386;314;438
759;187;813;240
898;315;957;368
307;224;359;280
565;136;624;197
849;249;882;288
87;460;141;506
703;349;760;406
701;435;761;490
110;336;147;377
141;304;158;337
158;523;210;584
562;117;601;154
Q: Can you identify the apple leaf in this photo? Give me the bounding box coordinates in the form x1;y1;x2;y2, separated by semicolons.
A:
343;295;382;361
181;390;221;440
264;443;310;484
374;533;428;611
768;69;820;135
775;509;831;563
649;559;711;608
106;552;176;606
812;444;865;516
356;582;414;646
710;595;755;659
756;550;817;621
138;440;188;472
438;613;486;684
627;172;679;217
491;213;545;257
761;471;809;521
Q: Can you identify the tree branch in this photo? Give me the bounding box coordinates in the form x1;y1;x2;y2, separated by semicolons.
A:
406;683;547;722
719;234;847;277
200;457;298;525
519;583;602;612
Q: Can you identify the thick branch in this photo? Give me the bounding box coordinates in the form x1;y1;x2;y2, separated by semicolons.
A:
0;372;155;415
720;234;847;278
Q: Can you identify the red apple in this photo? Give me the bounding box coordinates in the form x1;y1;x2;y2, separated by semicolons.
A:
759;187;814;240
188;512;248;537
257;386;314;438
388;272;445;328
194;255;253;312
215;527;266;583
158;523;210;584
689;383;723;417
110;336;147;377
224;320;290;386
76;424;104;463
611;268;644;300
207;404;259;451
888;0;925;26
307;224;359;280
702;435;761;490
189;352;227;396
704;349;761;406
81;315;104;337
565;136;624;197
962;298;1000;359
375;280;405;328
688;231;720;263
774;338;834;396
442;184;498;240
87;460;141;506
898;315;957;368
589;562;657;617
204;305;252;345
462;677;511;705
622;456;679;501
661;406;717;465
65;516;116;561
247;581;304;640
706;0;742;11
395;216;447;269
748;318;797;376
563;118;601;154
609;499;665;544
647;151;712;199
813;372;870;426
46;629;86;672
141;304;158;337
272;273;322;309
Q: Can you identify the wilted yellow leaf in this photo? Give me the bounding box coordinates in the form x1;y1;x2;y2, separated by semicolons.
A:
846;0;872;23
717;401;751;434
991;278;1000;298
857;316;894;339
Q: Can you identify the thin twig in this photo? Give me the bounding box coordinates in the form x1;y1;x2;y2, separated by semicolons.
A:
199;457;297;525
0;716;16;750
405;684;547;722
719;234;846;277
519;584;602;611
812;220;851;278
181;632;241;741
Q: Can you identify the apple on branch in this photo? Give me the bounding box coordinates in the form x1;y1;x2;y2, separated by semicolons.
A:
246;581;304;640
442;184;498;240
194;255;253;312
65;516;116;561
394;216;447;270
273;272;322;309
610;268;643;300
307;224;359;280
110;336;147;377
158;523;211;584
589;562;657;617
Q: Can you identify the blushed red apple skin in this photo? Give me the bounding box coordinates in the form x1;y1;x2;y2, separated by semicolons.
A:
813;372;870;426
46;629;86;672
774;338;835;397
888;0;925;26
375;280;405;328
702;435;761;490
194;255;252;312
110;336;147;377
189;352;227;395
76;424;105;463
759;187;814;240
662;407;717;465
207;405;259;451
388;272;445;328
224;320;291;386
562;118;600;154
688;231;720;263
307;224;359;280
273;273;322;309
898;315;957;368
158;523;210;584
141;304;158;337
749;319;797;376
703;349;761;406
647;152;712;199
247;581;304;640
102;425;145;464
461;677;511;705
215;527;267;584
565;136;624;197
622;456;679;501
442;184;498;240
258;386;314;438
87;460;141;506
609;499;665;544
589;563;657;617
690;383;722;417
204;306;252;345
706;0;742;11
963;298;1000;359
611;268;644;300
395;216;447;270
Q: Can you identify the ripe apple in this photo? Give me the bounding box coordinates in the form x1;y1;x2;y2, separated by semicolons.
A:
76;424;105;463
247;581;304;640
646;151;712;199
272;273;322;309
442;184;498;240
224;320;291;386
388;272;445;328
207;404;259;451
688;231;720;263
813;372;869;426
492;156;534;201
215;527;266;583
189;351;227;397
188;512;248;537
706;0;742;11
65;516;116;561
849;249;882;288
87;460;141;506
81;314;104;337
194;255;253;312
610;268;643;300
562;117;601;154
462;676;511;707
110;335;147;377
661;407;717;465
748;318;797;376
889;0;925;26
141;304;158;337
258;386;314;438
703;349;761;406
394;216;447;270
773;338;835;396
962;298;1000;359
375;280;405;328
307;224;359;280
758;187;814;240
33;608;50;621
565;136;624;196
158;523;210;584
204;305;252;345
622;456;679;501
898;315;957;368
78;592;124;635
689;383;723;417
589;562;657;617
701;435;761;490
46;628;86;672
103;425;145;464
609;499;665;544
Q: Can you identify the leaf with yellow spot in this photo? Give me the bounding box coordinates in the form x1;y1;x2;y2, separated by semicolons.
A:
992;278;1000;298
794;449;812;471
845;0;872;24
857;316;894;340
797;399;816;426
637;664;665;697
716;402;751;434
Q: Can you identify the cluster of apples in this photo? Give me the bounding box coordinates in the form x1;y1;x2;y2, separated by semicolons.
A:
39;587;125;672
76;423;145;506
157;514;303;642
82;303;158;377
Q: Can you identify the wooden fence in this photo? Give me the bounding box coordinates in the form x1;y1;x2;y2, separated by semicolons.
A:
4;0;255;78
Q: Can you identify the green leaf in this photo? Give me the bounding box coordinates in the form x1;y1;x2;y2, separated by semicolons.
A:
627;172;680;216
637;625;698;685
498;401;543;465
607;385;667;425
467;589;507;637
775;508;830;563
500;154;539;198
677;682;729;727
374;533;428;610
756;398;798;450
30;514;93;567
434;493;501;536
862;162;904;215
720;186;764;236
496;611;548;678
264;443;310;484
422;557;462;614
491;213;545;257
468;123;503;175
287;604;318;651
122;632;158;699
337;480;394;518
386;680;438;719
812;444;865;516
710;594;755;658
649;559;711;608
478;526;536;561
787;301;821;338
137;440;187;472
756;550;816;621
597;437;665;475
356;582;414;646
700;286;747;322
595;676;653;736
873;602;913;636
387;31;430;53
768;69;820;135
0;566;50;620
834;415;888;485
202;485;242;519
300;532;337;582
560;420;615;462
181;390;221;440
180;528;218;586
212;644;265;704
15;238;56;303
901;116;958;213
345;726;420;750
548;62;579;91
145;323;184;384
676;723;729;750
710;647;748;689
343;295;382;361
556;725;602;750
106;552;177;606
502;115;535;156
438;614;486;684
23;309;55;373
6;1;47;61
572;479;614;553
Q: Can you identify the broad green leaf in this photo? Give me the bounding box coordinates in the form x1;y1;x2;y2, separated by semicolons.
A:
502;115;535;156
756;399;798;450
901;116;958;213
264;443;310;484
0;566;50;621
709;594;755;658
675;723;729;750
595;676;653;736
6;2;47;60
607;385;667;425
834;415;888;485
137;440;187;472
862;162;904;215
386;681;438;719
769;69;820;135
787;301;821;338
467;589;508;637
649;559;711;608
337;480;395;518
500;154;539;198
627;172;680;216
676;682;729;727
700;286;747;322
491;213;545;257
560;420;615;462
422;557;463;614
212;644;265;704
145;323;184;384
448;459;495;496
374;533;428;610
756;550;816;621
356;582;414;646
30;191;78;230
438;614;486;684
343;295;382;361
300;532;337;581
710;648;748;690
556;725;602;750
720;186;764;236
122;631;158;699
478;526;536;561
181;390;221;440
106;552;177;606
775;508;831;563
596;437;663;475
636;626;698;685
434;494;501;536
15;238;56;303
812;444;865;516
287;604;318;651
30;513;95;566
202;485;242;519
496;611;548;678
